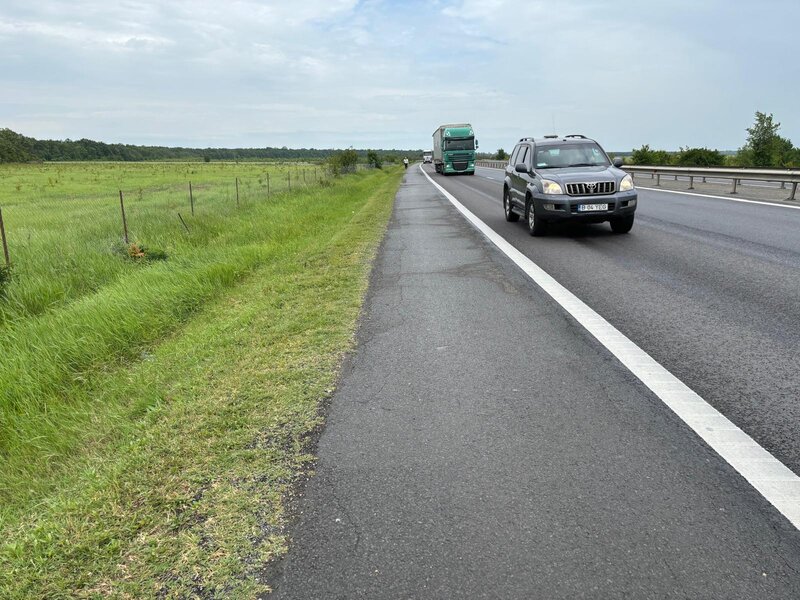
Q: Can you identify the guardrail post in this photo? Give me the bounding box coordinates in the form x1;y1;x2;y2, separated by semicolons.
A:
656;174;661;186
788;182;798;201
688;176;694;190
731;179;738;194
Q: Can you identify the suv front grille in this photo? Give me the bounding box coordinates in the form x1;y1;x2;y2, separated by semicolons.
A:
566;181;615;196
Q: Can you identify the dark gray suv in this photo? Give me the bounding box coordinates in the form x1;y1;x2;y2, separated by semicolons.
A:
502;135;637;236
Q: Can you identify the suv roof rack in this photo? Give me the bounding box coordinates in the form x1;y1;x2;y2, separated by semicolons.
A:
565;134;589;139
518;137;535;142
543;135;559;139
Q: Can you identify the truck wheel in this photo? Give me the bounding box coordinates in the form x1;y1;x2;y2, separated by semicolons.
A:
526;199;547;237
610;215;635;234
504;189;519;222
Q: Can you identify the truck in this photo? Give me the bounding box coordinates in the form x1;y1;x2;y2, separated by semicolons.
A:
432;123;478;175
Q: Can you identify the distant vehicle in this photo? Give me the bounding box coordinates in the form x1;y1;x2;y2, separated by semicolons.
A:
432;124;477;175
423;154;433;164
502;134;637;236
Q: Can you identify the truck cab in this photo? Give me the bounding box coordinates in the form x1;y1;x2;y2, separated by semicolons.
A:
433;124;478;175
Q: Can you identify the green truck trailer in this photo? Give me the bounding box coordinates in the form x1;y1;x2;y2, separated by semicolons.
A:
432;123;478;175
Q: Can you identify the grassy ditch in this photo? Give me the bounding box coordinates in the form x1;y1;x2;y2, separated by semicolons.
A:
0;161;324;321
0;164;401;598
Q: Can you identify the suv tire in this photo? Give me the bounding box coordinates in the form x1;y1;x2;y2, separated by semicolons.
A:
526;198;547;237
504;189;519;222
610;214;634;234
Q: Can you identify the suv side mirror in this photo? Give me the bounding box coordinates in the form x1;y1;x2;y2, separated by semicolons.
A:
613;157;624;168
515;163;529;173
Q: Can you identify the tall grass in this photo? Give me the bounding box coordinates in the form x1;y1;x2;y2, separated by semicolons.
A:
0;161;323;321
0;164;402;598
0;161;350;508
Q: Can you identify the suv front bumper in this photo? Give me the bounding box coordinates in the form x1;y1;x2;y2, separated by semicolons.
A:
532;190;637;222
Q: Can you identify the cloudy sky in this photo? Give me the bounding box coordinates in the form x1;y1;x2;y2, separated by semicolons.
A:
1;0;798;152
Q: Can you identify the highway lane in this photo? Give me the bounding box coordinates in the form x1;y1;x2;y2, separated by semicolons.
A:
268;166;800;598
431;164;800;477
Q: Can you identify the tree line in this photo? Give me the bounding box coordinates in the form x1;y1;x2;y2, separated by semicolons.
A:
0;128;422;164
490;112;800;169
628;112;800;168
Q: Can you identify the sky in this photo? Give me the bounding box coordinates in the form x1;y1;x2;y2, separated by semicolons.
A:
1;0;798;152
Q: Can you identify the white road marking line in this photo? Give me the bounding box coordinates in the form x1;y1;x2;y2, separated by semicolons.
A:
418;164;800;530
636;186;800;211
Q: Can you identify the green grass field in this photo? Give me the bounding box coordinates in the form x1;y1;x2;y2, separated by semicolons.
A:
0;161;322;321
0;161;402;598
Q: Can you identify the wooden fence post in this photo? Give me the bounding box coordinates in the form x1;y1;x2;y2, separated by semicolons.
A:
119;190;129;245
235;177;240;208
189;182;194;215
0;207;10;266
178;213;190;233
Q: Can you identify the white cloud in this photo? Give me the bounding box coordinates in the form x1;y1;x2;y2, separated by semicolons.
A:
0;0;798;150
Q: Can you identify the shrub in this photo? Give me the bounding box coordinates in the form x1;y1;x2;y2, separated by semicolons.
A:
674;147;725;167
327;149;359;176
630;145;672;166
367;150;382;169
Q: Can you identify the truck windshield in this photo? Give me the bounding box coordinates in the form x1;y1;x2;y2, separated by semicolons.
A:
445;137;474;151
534;143;610;169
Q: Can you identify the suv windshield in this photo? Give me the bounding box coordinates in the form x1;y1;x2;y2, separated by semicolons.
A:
445;137;475;151
534;143;610;169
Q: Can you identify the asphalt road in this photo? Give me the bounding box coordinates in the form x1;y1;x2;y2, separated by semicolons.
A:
266;166;800;598
442;165;800;476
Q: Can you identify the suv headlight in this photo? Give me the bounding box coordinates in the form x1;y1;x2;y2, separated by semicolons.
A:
541;179;563;195
619;174;634;192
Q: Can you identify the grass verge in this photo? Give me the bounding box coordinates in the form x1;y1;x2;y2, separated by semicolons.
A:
0;166;401;598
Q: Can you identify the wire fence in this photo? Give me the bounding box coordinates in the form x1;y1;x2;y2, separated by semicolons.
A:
0;162;338;324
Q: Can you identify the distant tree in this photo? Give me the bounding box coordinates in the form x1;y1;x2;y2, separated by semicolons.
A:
367;150;382;169
0;128;34;163
328;148;359;175
674;147;725;167
495;148;508;160
630;145;672;165
737;111;795;168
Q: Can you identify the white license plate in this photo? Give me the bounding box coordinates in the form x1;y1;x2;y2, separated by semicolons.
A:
578;203;608;212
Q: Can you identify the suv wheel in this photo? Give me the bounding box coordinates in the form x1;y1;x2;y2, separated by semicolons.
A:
503;189;519;222
526;199;547;237
610;214;634;234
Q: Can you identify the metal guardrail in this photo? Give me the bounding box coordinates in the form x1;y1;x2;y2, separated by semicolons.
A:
623;165;799;200
476;161;800;201
477;160;507;170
